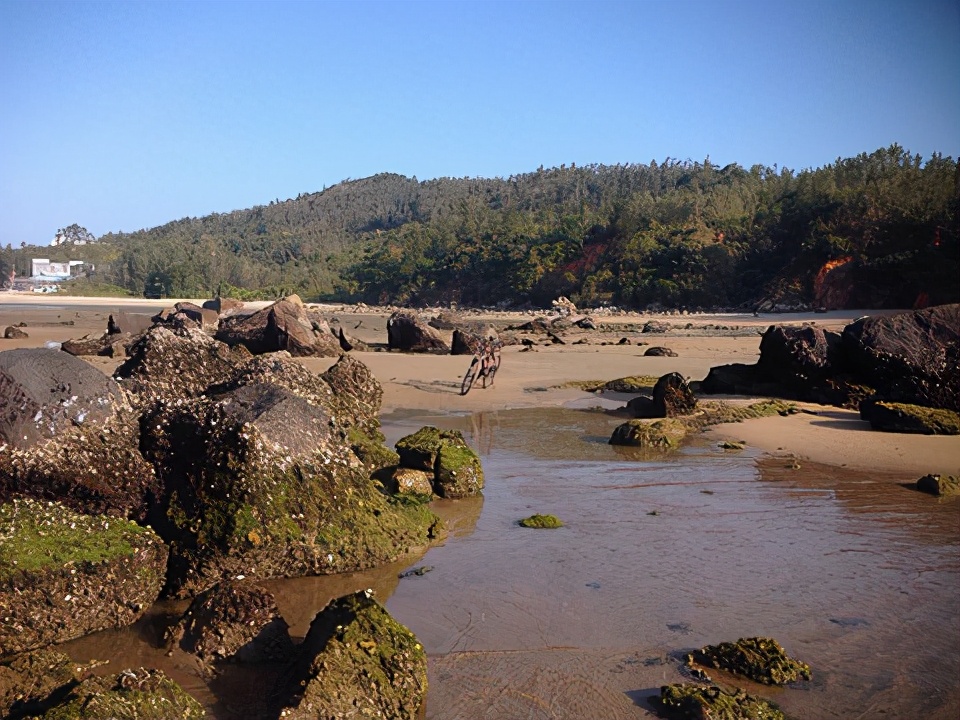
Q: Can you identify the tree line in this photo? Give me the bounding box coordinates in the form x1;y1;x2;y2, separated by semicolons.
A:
4;144;957;309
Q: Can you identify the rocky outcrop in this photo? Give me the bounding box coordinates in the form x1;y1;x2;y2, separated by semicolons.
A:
139;364;438;596
154;301;220;334
841;304;960;411
0;498;167;657
202;296;245;315
216;296;341;357
3;327;27;340
395;427;484;499
168;580;294;664
0;348;122;450
700;307;960;410
386;311;449;353
276;590;427;720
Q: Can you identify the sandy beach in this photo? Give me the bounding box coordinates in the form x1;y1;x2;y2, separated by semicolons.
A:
0;293;956;477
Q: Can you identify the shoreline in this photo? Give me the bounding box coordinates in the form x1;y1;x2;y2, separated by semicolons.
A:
0;295;956;477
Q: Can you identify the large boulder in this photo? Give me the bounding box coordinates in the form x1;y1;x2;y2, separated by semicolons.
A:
0;348;122;450
202;296;245;315
0;413;159;522
153;301;220;334
215;296;341;357
840;304;960;410
140;380;439;597
757;324;840;388
0;497;167;657
386;311;449;353
276;590;427;720
168;580;295;664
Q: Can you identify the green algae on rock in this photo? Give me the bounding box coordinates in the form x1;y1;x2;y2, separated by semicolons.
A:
395;426;484;499
519;513;564;528
653;683;785;720
277;590;427;719
860;400;960;435
688;636;811;686
0;498;167;658
609;418;688;448
34;668;205;719
916;474;960;497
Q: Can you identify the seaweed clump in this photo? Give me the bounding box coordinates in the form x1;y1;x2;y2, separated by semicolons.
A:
688;636;811;685
916;474;960;497
519;514;564;529
652;683;785;720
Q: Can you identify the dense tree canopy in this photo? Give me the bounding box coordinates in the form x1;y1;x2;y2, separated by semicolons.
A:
17;144;958;309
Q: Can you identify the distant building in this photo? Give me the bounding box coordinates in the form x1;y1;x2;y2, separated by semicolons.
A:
31;258;86;280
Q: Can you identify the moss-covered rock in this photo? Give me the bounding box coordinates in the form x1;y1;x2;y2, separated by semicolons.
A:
435;440;484;499
389;468;435;499
609;418;688;448
0;498;167;658
519;514;564;528
916;474;960;497
395;426;484;499
277;590;427;719
688;636;811;686
652;683;785;720
860;400;960;435
34;668;205;719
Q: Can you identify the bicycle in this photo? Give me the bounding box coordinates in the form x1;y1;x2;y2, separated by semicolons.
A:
460;340;502;395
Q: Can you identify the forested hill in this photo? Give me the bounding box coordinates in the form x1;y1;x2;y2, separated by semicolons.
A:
20;144;960;309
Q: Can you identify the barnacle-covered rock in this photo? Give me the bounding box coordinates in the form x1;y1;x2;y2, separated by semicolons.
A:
652;683;785;719
115;325;249;407
167;580;294;665
0;498;167;657
0;348;121;450
0;649;77;719
140;385;439;597
0;413;159;522
688;636;812;685
276;590;427;719
34;667;205;719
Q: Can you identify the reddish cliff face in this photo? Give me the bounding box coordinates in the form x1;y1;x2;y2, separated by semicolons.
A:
813;257;854;309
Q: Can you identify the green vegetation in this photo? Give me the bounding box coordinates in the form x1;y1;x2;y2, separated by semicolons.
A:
0;498;151;580
519;513;564;528
4;145;954;308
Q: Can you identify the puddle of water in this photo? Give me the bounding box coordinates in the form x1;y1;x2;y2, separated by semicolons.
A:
55;407;960;719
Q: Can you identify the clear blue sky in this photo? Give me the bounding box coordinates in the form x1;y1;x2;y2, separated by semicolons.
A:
1;0;958;247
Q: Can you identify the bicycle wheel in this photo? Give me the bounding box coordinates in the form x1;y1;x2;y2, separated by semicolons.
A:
460;359;479;395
